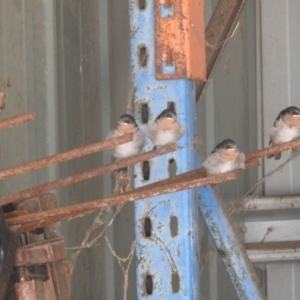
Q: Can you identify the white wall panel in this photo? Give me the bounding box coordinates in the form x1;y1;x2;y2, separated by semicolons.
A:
267;263;300;300
259;0;300;195
255;1;300;299
245;219;300;243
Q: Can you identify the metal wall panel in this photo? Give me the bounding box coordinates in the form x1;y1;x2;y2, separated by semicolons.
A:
247;1;300;299
198;1;257;299
0;0;261;299
0;1;57;193
0;1;119;299
266;263;300;300
259;0;300;195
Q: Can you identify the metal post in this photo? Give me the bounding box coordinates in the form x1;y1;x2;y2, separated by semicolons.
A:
198;186;266;299
130;1;200;298
130;0;265;299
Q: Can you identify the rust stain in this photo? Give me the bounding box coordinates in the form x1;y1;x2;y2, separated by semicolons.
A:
14;281;38;300
0;133;133;181
0;111;36;130
155;0;206;80
0;144;178;207
15;237;66;266
5;140;300;233
6;169;237;232
246;139;300;159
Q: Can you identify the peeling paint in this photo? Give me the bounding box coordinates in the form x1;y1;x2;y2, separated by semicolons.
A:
131;0;201;297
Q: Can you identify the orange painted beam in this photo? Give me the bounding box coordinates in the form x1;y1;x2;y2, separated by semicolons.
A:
155;0;206;80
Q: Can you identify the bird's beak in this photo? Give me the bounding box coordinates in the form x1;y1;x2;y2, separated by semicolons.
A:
118;121;129;125
166;116;176;120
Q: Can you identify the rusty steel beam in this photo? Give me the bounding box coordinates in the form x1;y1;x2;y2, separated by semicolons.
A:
0;111;36;130
0;133;133;180
196;0;245;102
246;139;300;159
127;151;259;197
6;170;238;231
19;169;239;232
136;153;259;191
14;281;37;300
5;139;298;231
0;144;178;207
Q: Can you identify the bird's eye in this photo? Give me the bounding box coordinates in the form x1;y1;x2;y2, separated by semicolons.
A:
166;113;173;118
225;144;232;150
124;119;131;124
293;110;299;115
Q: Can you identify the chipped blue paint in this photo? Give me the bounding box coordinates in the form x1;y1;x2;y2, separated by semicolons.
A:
130;0;200;299
198;187;266;299
129;1;264;299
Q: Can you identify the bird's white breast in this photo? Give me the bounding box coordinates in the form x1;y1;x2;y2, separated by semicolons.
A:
154;129;178;146
271;118;300;144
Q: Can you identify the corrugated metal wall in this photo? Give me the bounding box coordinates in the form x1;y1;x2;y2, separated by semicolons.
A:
198;0;257;299
0;1;125;299
0;0;269;299
258;0;300;196
252;1;300;299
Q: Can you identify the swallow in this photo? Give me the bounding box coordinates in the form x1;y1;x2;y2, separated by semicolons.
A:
267;106;300;160
146;108;185;147
203;139;245;176
106;114;146;160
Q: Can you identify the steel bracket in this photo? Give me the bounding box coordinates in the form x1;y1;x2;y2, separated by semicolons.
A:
155;0;206;80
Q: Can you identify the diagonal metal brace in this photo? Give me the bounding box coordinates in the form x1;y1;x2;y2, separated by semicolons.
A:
196;0;245;102
198;187;266;299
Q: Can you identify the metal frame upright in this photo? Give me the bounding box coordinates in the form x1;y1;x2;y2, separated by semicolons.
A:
129;0;266;299
130;0;200;298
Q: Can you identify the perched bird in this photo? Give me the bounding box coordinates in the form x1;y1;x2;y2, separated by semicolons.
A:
146;108;185;147
106;114;146;160
268;106;300;160
203;139;245;176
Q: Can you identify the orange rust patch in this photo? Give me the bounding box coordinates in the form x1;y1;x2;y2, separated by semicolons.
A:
155;0;206;80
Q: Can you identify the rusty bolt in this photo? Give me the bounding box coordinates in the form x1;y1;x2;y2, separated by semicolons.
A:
17;266;27;282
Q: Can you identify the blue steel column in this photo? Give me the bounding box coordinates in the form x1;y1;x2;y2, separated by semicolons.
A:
198;187;266;299
130;1;200;299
